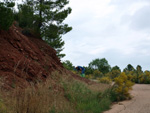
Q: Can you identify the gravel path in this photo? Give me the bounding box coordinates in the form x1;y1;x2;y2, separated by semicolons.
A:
104;84;150;113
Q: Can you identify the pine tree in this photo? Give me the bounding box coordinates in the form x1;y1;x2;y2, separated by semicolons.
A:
37;0;72;58
0;1;15;30
16;0;72;58
15;1;34;29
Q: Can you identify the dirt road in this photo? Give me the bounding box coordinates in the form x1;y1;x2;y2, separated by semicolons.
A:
104;84;150;113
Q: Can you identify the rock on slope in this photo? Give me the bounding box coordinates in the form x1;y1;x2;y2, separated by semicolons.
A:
0;23;63;89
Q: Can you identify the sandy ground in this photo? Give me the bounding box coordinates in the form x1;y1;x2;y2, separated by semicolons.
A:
104;84;150;113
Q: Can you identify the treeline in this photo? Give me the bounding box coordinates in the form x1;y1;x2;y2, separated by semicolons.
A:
0;0;72;58
63;58;150;84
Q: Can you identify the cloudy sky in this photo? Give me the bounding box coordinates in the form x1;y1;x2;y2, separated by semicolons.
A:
62;0;150;71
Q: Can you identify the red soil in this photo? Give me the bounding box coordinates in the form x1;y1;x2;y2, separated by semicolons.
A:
0;23;94;89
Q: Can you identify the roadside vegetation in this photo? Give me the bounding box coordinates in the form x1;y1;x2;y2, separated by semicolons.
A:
0;72;112;113
62;79;111;113
1;0;149;112
63;58;150;102
63;58;150;85
0;70;135;113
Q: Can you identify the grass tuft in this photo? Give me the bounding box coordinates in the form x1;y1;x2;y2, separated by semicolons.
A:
0;72;112;113
63;80;111;113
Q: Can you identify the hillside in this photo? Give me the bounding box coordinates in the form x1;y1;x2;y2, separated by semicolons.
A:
0;23;114;113
0;23;94;90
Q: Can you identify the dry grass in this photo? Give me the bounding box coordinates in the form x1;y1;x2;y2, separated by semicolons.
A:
0;72;110;113
0;72;73;113
88;83;110;92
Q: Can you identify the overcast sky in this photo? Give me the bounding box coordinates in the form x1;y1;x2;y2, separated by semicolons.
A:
62;0;150;71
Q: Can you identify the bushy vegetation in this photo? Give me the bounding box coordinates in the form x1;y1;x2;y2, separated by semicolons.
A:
62;80;111;113
0;2;14;30
0;70;134;112
123;65;150;84
62;60;74;70
113;72;134;101
139;71;150;84
63;58;150;85
97;72;134;102
0;72;112;113
97;77;112;84
89;58;111;74
63;58;150;102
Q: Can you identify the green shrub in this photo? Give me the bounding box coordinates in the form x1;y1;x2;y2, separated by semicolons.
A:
0;3;14;30
62;60;74;70
63;81;111;113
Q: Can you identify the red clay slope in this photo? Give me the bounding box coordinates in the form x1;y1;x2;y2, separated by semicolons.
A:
0;24;64;89
0;23;94;89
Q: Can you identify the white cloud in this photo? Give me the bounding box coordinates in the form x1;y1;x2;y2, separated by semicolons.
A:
130;6;150;31
69;0;114;18
62;0;150;71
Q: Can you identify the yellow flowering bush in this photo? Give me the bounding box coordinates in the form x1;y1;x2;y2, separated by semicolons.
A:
109;70;121;80
126;74;134;81
85;74;94;79
113;72;134;101
93;70;103;78
140;71;150;84
97;77;112;84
